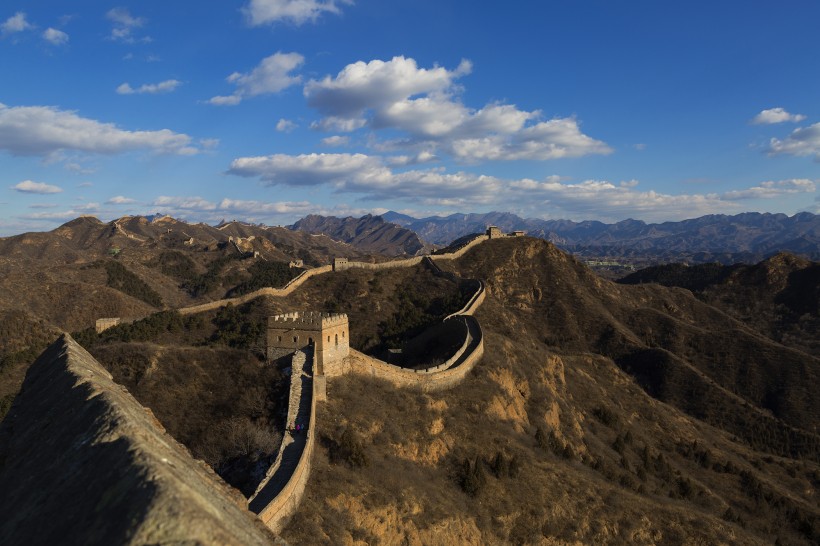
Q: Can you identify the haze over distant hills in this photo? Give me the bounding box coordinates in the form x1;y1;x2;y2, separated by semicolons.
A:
383;210;820;263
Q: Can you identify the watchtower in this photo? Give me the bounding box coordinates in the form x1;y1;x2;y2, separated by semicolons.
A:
332;257;349;271
486;226;503;239
266;312;349;376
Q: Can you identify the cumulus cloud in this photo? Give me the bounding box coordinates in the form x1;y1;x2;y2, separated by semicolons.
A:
304;56;610;162
0;103;200;156
767;122;820;160
106;7;149;43
11;180;63;194
209;52;304;106
116;79;181;95
228;151;816;221
1;12;33;35
107;195;137;204
242;0;351;26
276;118;297;132
751;107;806;125
42;28;68;45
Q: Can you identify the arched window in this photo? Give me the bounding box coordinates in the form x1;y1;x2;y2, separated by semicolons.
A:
327;335;331;343
293;336;298;343
335;333;338;346
308;337;314;345
277;335;282;342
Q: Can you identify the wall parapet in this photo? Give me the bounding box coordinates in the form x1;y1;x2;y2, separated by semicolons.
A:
344;314;483;391
176;265;332;316
249;349;316;534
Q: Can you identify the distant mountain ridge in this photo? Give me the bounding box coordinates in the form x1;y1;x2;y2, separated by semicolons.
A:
289;214;432;257
383;210;820;262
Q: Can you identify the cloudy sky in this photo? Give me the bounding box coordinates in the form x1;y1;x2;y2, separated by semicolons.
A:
1;1;818;235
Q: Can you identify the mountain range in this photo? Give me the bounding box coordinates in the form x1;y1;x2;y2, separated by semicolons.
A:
382;210;820;263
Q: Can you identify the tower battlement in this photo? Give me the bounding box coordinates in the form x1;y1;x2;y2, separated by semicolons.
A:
269;312;348;330
267;312;350;376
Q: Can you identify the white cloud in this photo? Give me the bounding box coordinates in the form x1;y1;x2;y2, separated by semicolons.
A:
150;194;378;224
106;7;148;43
304;56;610;161
1;12;33;34
448;117;612;161
107;195;137;204
751;107;806;125
767;122;820;160
0;103;200;156
305;56;470;120
243;0;351;26
42;28;68;45
12;180;63;194
28;203;60;209
77;182;93;188
321;135;349;147
209;52;304;106
310;116;367;132
64;162;97;175
722;179;816;200
21;203;101;221
117;79;181;95
228;152;389;186
276;118;297;132
386;150;437;166
228;151;815;221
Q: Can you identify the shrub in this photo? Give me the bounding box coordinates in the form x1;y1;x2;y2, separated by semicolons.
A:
99;260;163;307
226;261;300;297
460;456;487;497
329;429;369;469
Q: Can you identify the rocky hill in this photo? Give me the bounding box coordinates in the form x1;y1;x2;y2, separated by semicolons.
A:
0;230;817;544
384;210;820;263
620;252;820;357
290;214;432;256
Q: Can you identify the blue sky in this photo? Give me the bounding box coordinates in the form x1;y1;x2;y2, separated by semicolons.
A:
1;0;818;235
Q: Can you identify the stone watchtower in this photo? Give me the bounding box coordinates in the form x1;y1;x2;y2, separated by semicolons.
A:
486;225;503;239
266;312;349;376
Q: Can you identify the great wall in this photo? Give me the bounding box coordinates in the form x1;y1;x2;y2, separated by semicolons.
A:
83;227;519;537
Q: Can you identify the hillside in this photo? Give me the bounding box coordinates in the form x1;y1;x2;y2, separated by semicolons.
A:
384;210;820;263
281;237;819;544
620;253;820;357
290;214;432;257
0;232;817;544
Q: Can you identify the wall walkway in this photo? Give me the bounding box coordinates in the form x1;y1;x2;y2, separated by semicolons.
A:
248;349;316;534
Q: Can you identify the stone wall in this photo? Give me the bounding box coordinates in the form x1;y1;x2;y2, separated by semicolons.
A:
0;335;276;545
95;317;121;333
333;256;424;271
431;235;489;260
178;265;333;316
250;349;317;534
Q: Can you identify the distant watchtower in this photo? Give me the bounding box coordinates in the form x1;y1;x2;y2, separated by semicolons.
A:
266;312;349;376
486;226;503;239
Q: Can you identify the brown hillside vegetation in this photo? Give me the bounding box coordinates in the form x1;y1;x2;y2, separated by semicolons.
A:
283;238;819;545
0;225;818;544
619;253;820;357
